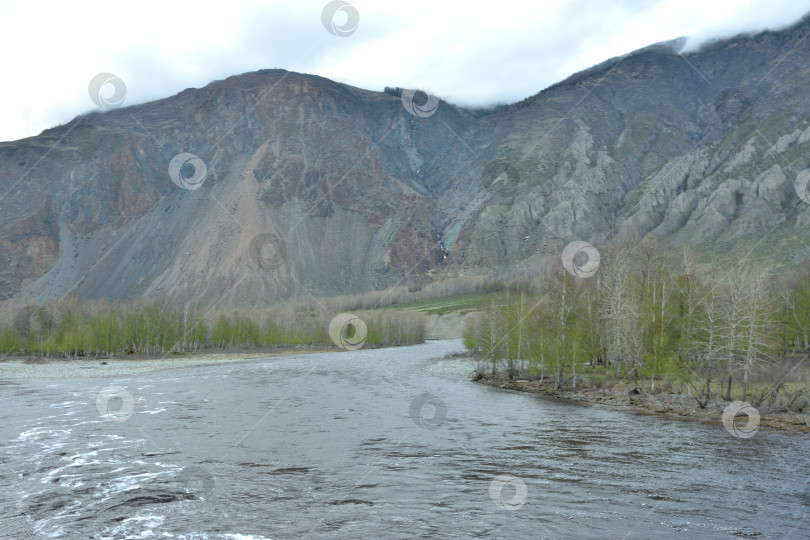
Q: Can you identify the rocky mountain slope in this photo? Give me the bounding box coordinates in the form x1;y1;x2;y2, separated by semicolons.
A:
2;15;810;306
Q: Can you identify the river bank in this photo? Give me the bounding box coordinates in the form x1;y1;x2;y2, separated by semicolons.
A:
0;344;335;379
427;355;810;434
480;373;810;434
0;336;466;380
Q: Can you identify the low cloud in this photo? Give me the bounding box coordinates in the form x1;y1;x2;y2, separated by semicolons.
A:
0;0;806;142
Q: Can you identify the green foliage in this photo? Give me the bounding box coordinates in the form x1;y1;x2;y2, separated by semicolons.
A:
0;296;425;358
0;330;21;353
484;280;506;293
462;326;477;351
775;263;810;353
356;310;426;347
463;245;795;398
212;311;261;349
0;297;207;357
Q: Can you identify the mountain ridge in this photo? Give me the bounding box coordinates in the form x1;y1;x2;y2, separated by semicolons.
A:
2;13;810;306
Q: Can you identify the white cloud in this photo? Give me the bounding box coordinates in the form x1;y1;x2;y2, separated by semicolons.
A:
0;0;806;142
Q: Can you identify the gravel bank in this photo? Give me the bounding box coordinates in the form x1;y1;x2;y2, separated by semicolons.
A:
422;356;479;378
0;351;300;380
0;343;462;380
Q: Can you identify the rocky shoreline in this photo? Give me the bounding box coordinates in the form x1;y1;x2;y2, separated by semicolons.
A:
423;354;810;434
478;376;810;434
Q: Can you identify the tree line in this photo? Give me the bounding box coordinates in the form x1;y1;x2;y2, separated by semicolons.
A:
0;296;425;357
464;241;810;405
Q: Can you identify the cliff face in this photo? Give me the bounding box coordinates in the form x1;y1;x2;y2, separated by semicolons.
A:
2;16;810;306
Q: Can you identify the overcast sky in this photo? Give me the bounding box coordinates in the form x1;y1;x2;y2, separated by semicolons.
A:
0;0;807;142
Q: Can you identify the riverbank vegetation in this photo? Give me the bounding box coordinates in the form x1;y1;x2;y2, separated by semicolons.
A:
463;241;810;414
0;297;425;358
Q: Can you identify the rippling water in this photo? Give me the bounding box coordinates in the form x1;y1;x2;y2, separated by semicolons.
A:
1;340;808;539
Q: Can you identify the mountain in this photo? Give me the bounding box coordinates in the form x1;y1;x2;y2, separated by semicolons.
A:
2;14;810;306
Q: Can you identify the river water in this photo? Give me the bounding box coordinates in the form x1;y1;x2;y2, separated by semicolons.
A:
1;340;808;539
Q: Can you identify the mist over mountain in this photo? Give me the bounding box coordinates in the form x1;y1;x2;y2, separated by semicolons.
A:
2;14;810;307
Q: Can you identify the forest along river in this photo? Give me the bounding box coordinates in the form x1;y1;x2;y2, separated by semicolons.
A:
0;339;808;539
